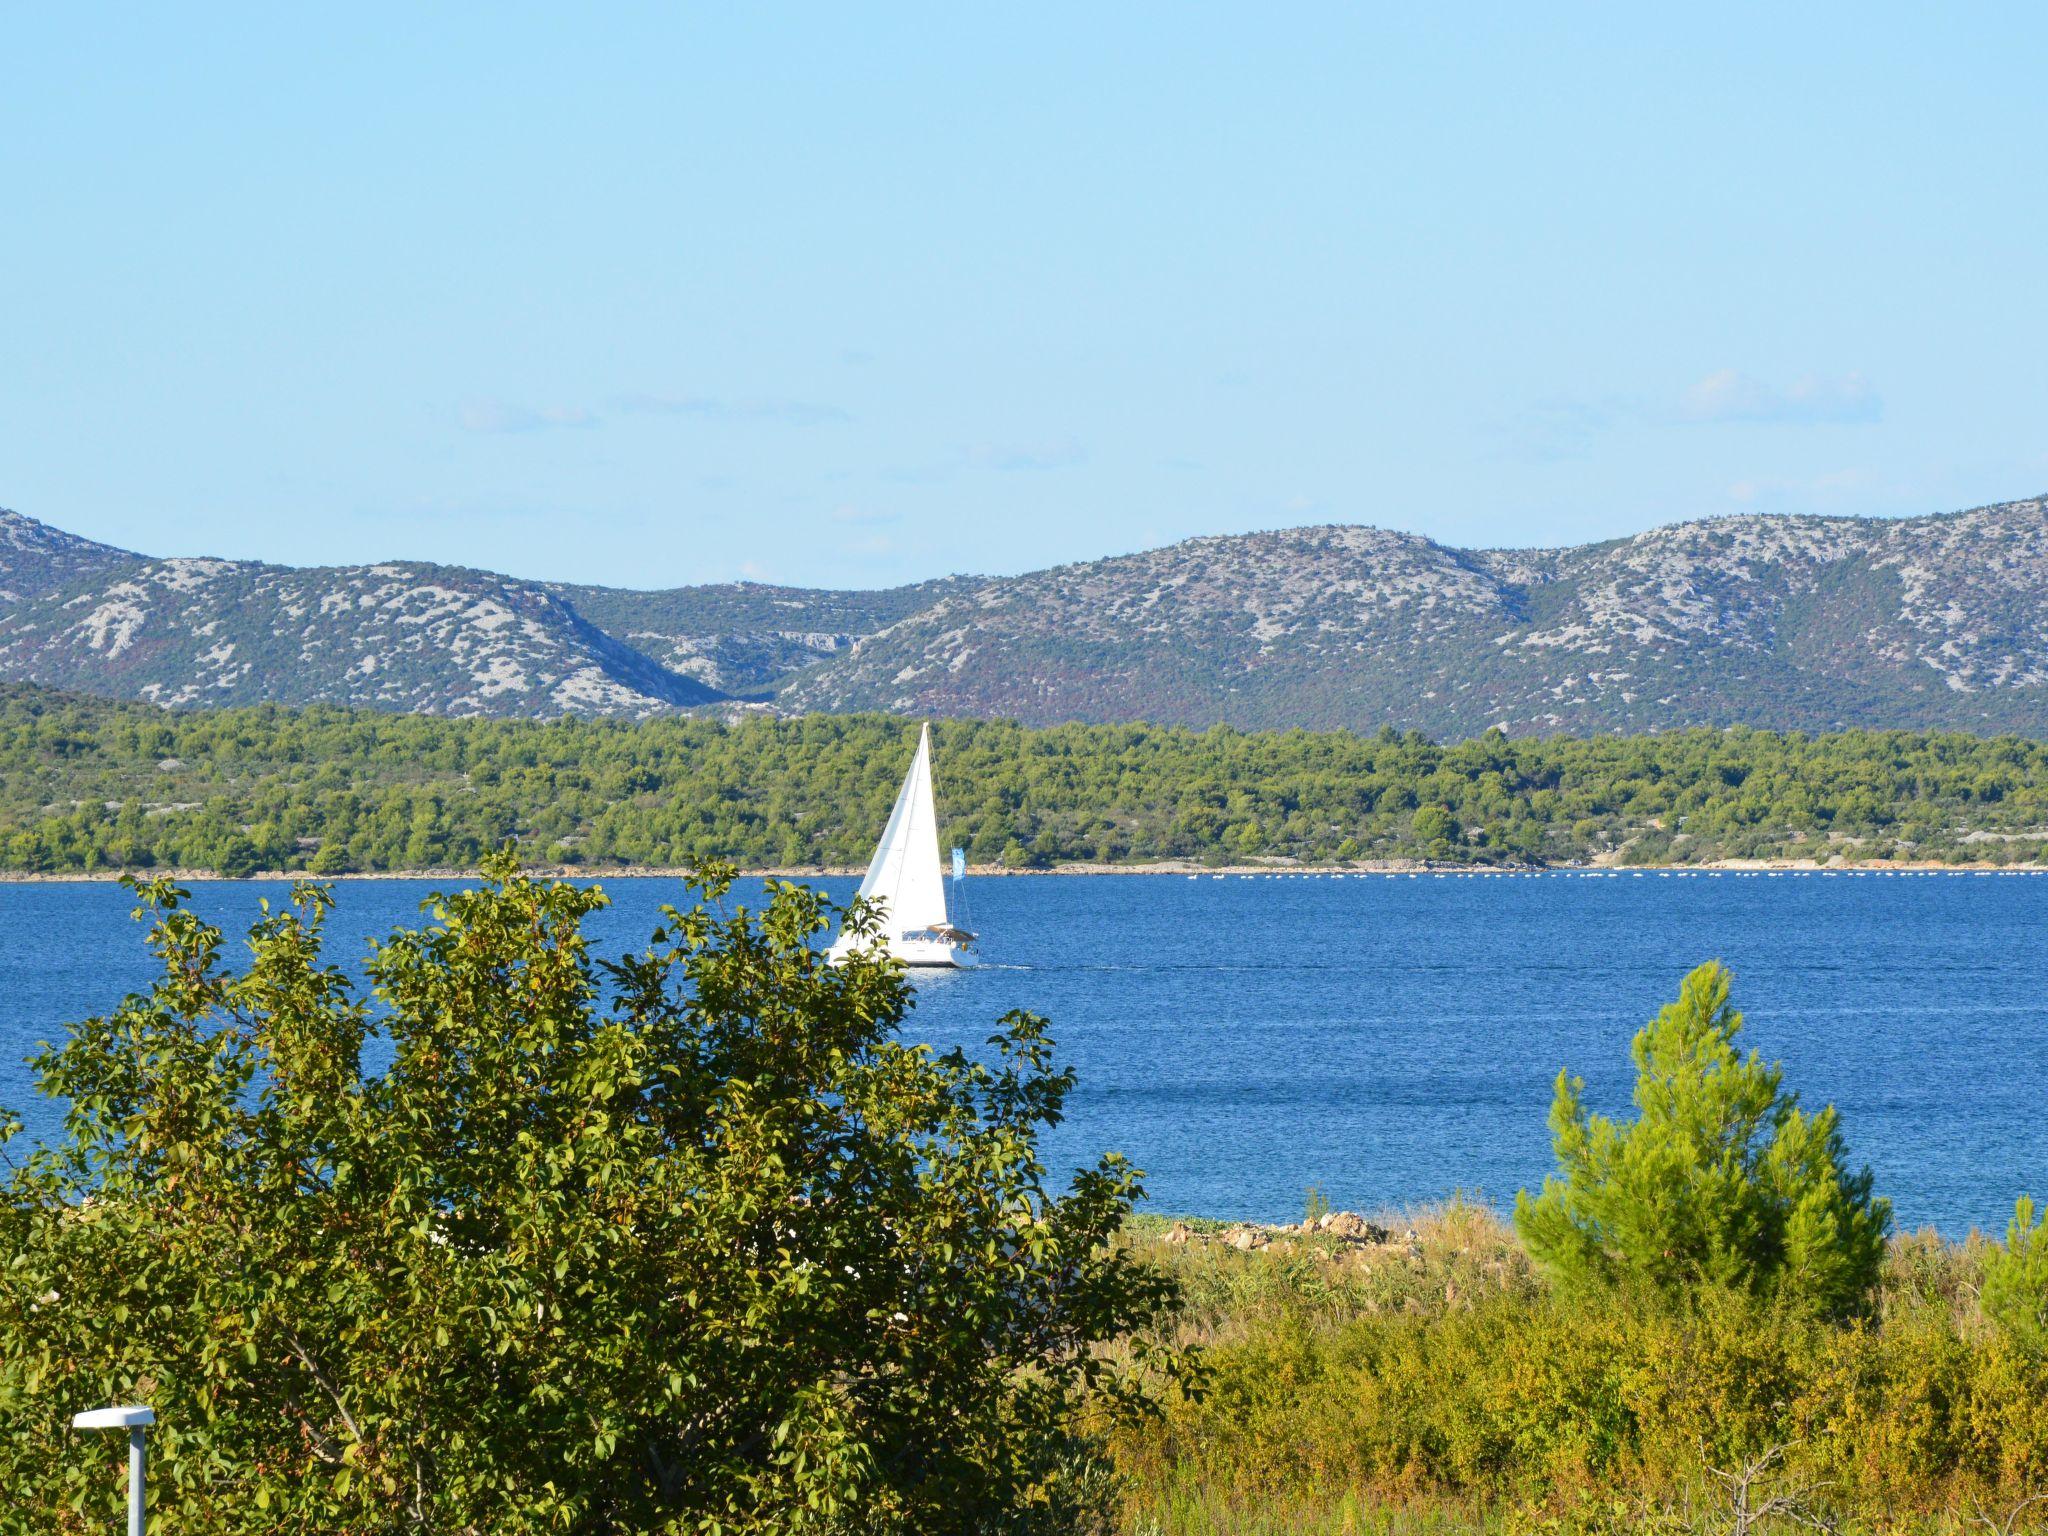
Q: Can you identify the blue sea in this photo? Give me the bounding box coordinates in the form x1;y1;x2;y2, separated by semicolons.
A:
3;870;2044;1237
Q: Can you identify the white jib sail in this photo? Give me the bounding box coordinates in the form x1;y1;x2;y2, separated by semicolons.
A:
850;723;951;940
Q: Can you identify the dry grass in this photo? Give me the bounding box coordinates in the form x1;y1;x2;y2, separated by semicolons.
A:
1126;1198;1539;1346
1107;1206;2048;1536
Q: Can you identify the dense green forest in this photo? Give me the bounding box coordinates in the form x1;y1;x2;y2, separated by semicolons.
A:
4;684;2048;876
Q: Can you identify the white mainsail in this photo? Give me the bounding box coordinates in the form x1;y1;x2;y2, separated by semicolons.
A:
830;723;972;966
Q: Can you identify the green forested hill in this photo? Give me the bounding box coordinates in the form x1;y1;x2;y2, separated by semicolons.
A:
5;685;2048;876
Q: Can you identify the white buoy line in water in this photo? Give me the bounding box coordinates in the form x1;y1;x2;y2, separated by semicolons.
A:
1176;865;2042;880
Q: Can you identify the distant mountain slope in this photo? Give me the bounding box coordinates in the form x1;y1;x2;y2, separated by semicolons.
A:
7;497;2048;735
555;576;984;696
785;497;2048;736
784;525;1526;728
0;550;721;716
0;508;139;601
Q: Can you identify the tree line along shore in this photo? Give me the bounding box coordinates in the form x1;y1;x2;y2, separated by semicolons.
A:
8;682;2048;877
7;857;2048;884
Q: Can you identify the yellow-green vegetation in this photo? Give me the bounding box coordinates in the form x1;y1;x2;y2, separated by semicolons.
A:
1112;1207;2048;1535
1111;964;2048;1535
10;684;2048;875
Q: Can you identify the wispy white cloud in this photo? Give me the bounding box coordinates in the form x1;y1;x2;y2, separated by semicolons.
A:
971;436;1088;473
877;437;1087;482
1486;395;1636;463
1726;467;1879;509
458;400;599;434
460;390;854;435
1485;372;1879;461
1682;370;1881;425
830;503;901;527
878;460;956;485
613;393;851;426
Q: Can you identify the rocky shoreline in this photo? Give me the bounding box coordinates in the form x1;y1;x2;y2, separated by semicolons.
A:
1166;1210;1406;1254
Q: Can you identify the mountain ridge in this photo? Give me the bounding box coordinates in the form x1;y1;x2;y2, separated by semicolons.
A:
4;497;2048;736
785;498;2048;735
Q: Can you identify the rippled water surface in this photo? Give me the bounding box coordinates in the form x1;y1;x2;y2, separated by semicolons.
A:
4;870;2044;1234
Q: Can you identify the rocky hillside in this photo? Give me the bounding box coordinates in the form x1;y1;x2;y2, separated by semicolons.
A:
554;576;982;696
786;496;2048;736
0;510;135;601
0;555;715;717
7;497;2048;735
0;509;969;717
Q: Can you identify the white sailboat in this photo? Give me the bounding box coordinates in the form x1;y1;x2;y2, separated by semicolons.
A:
828;723;977;969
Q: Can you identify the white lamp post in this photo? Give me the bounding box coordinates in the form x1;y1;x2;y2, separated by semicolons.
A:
72;1406;154;1536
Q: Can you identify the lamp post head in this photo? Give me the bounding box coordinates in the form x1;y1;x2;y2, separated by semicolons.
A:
71;1406;154;1430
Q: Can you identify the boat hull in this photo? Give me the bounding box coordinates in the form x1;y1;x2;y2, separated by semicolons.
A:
828;935;976;969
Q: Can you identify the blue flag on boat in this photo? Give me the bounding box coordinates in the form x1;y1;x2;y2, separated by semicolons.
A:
951;847;967;882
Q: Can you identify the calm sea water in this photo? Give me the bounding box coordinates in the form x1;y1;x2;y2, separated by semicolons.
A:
3;871;2044;1236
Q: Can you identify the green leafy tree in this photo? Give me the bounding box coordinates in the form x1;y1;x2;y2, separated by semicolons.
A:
1983;1196;2048;1357
1515;961;1890;1317
1410;805;1458;858
212;831;262;878
0;856;1178;1533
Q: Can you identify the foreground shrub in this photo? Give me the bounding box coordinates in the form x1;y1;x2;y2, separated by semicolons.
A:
1515;961;1890;1317
0;857;1176;1533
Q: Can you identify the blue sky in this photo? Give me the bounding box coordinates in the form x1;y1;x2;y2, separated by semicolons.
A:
4;5;2045;589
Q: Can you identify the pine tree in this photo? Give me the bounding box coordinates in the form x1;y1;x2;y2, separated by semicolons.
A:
1983;1196;2048;1356
1515;961;1890;1316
